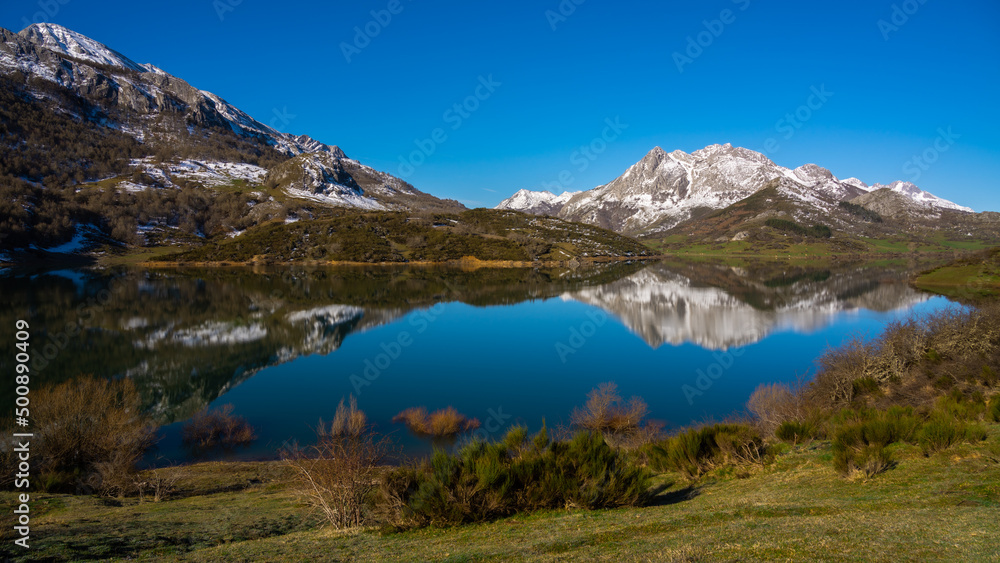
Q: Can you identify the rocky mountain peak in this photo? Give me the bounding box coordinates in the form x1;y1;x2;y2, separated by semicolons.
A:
20;23;145;72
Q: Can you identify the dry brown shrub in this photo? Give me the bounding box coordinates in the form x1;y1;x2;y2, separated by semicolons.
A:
392;406;479;437
323;395;367;438
746;382;801;436
571;382;658;447
182;404;256;451
31;376;156;495
810;337;879;407
282;399;394;529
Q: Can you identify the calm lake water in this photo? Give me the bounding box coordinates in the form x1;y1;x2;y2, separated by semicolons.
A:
0;258;958;464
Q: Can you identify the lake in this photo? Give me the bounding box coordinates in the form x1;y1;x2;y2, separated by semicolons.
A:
0;258;959;464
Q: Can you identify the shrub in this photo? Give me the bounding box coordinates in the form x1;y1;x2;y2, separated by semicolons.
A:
832;426;895;478
182;404;256;451
990;396;1000;423
746;382;800;436
852;377;882;397
571;382;649;434
764;218;832;238
648;424;766;479
323;395;367;438
934;389;988;421
397;428;650;526
392;406;480;438
775;421;818;444
29;377;156;495
917;418;965;454
282;400;395;529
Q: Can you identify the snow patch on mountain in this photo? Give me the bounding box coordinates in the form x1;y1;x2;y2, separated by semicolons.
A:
498;144;973;234
20;23;145;72
871;181;972;213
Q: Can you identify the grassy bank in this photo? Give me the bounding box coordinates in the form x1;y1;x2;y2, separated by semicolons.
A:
913;247;1000;299
2;430;998;562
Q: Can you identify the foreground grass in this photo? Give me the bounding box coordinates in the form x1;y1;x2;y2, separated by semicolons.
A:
3;431;999;562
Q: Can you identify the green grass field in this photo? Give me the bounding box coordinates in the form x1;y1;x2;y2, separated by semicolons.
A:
4;431;999;562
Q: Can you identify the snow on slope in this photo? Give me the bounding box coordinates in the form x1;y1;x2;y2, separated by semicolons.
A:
20;23;145;71
871;181;973;213
497;143;973;234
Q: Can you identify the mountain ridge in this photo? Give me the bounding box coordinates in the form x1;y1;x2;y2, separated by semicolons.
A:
497;143;977;237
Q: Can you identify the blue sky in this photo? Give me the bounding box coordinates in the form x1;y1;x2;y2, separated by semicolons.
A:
2;0;998;210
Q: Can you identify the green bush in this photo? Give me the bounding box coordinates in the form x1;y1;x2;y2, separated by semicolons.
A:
934;389;988;421
830;407;922;477
833;444;894;478
775;421;818;444
990;396;1000;423
398;429;651;526
914;415;985;455
852;377;882;397
648;424;766;479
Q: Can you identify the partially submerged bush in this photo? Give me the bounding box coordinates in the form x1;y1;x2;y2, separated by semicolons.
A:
182;404;256;451
392;406;480;438
322;395;367;438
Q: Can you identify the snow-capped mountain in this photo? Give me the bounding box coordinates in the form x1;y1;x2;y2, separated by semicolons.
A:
495;189;581;216
264;152;462;212
869;181;973;213
496;144;972;235
0;23;340;156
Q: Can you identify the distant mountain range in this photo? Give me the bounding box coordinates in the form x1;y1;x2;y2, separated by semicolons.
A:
1;23;996;261
496;144;994;240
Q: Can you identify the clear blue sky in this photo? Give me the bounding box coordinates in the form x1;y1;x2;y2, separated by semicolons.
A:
2;0;998;210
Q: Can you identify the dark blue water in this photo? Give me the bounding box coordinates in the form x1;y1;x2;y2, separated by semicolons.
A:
0;260;957;464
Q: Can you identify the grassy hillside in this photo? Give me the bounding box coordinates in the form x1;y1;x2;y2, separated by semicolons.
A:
641;182;1000;257
914;247;1000;299
158;209;655;264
